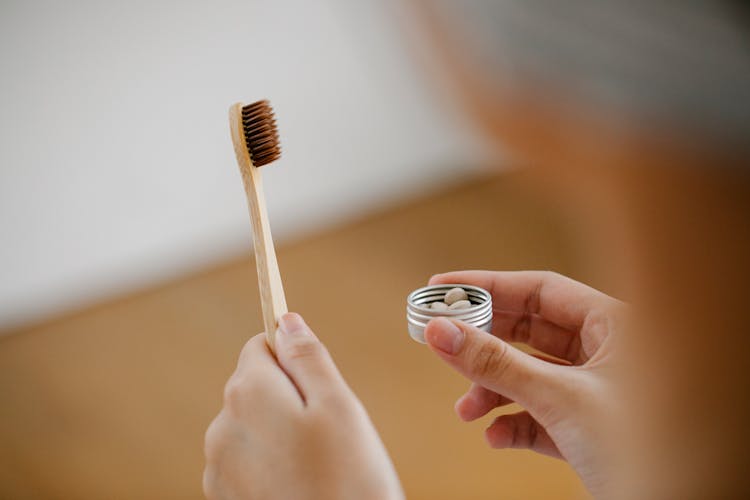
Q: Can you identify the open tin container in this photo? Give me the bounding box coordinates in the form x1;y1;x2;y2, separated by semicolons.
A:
406;284;493;343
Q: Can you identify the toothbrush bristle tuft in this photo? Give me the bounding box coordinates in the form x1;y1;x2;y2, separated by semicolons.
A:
241;100;281;167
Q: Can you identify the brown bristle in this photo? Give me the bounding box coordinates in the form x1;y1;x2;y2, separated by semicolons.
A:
241;100;281;167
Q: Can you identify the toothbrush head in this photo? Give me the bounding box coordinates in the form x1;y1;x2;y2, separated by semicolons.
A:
230;100;281;168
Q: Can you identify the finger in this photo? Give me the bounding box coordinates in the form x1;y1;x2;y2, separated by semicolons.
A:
429;270;615;330
485;411;562;459
424;317;565;413
455;382;513;421
226;334;301;414
530;353;572;366
275;312;348;404
493;310;583;364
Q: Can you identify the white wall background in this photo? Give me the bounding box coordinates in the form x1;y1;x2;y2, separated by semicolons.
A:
0;0;486;330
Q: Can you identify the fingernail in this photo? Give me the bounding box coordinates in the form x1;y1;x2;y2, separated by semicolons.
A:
278;313;310;338
428;317;464;354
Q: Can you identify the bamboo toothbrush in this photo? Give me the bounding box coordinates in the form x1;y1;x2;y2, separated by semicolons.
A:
229;100;287;351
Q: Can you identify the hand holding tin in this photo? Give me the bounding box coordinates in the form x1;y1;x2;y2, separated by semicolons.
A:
422;270;625;498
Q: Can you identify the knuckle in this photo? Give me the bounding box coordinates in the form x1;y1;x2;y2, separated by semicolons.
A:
235;338;256;366
473;338;511;380
510;312;532;343
203;414;227;463
223;374;254;414
240;338;255;355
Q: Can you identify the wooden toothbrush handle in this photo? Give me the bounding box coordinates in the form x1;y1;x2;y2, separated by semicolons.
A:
242;165;288;348
229;104;288;350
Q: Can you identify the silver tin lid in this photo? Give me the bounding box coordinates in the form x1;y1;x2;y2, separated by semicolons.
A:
406;284;493;343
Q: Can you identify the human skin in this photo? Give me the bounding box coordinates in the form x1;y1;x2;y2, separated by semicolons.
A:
203;273;628;499
203;313;404;500
203;67;750;500
204;4;750;497
423;271;625;498
408;4;750;494
447;81;750;498
462;69;750;500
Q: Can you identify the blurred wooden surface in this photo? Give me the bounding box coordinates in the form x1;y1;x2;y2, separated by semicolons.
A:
0;172;591;499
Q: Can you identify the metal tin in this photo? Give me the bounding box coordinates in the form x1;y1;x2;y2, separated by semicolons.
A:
406;284;493;343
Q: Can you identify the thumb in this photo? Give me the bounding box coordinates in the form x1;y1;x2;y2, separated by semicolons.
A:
275;313;347;403
424;317;562;412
